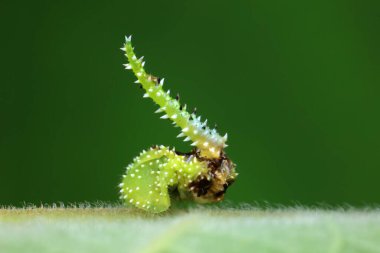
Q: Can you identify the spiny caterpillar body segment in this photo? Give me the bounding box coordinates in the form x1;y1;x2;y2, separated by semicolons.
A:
119;35;237;213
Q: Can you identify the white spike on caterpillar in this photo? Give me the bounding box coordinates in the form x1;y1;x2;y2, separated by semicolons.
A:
155;108;163;113
120;35;237;213
125;35;132;42
191;141;198;146
123;64;132;69
177;132;185;138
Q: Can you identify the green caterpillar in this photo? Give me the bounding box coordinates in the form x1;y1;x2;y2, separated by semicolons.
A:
119;35;237;213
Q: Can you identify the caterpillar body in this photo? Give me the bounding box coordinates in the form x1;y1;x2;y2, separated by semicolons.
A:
119;36;237;213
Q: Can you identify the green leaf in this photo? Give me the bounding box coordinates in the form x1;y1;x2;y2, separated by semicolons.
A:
1;205;380;253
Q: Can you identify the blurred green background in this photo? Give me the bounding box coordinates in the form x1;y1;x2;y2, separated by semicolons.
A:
1;0;379;206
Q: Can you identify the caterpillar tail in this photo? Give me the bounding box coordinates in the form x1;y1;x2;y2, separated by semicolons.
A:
121;36;227;159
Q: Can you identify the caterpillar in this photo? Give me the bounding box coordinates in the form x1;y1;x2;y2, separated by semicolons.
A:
119;36;237;213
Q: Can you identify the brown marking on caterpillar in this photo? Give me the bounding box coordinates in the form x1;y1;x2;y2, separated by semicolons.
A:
174;149;236;202
147;75;161;86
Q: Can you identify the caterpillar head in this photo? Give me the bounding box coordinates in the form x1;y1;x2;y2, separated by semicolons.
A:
183;151;237;203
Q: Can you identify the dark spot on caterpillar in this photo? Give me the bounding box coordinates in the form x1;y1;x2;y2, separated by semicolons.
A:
176;93;180;102
197;178;212;196
139;84;143;89
189;178;212;197
180;104;183;110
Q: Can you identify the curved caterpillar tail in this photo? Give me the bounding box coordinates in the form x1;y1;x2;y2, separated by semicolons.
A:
120;36;237;213
121;35;227;159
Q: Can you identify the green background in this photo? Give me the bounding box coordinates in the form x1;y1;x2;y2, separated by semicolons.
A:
1;0;379;206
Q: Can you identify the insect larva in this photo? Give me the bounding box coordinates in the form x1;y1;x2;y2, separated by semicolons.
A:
119;35;237;213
